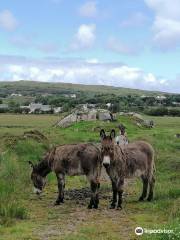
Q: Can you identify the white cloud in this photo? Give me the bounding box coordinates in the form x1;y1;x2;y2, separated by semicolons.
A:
86;58;99;64
145;0;180;20
8;65;24;74
144;73;157;83
145;0;180;50
153;17;180;50
107;37;140;55
0;10;18;31
0;55;174;92
109;66;141;82
79;1;97;18
71;24;96;50
120;12;148;27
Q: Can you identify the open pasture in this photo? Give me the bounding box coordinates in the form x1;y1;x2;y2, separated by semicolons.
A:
0;114;180;240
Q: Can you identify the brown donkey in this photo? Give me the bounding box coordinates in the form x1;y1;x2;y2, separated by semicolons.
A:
100;129;155;209
29;143;102;209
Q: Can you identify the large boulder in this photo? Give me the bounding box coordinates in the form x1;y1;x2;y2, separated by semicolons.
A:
56;109;114;128
57;113;77;128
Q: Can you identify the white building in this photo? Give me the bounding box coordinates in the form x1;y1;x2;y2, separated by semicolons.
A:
54;107;63;113
21;103;52;113
156;95;167;100
106;103;112;108
11;93;22;97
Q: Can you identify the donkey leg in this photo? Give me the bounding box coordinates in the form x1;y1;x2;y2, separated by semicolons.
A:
110;180;118;209
147;175;155;201
117;178;124;209
55;173;65;205
88;180;99;209
139;176;148;201
117;190;123;210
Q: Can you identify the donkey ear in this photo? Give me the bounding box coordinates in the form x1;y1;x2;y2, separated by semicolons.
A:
110;129;116;139
100;129;106;140
28;161;34;168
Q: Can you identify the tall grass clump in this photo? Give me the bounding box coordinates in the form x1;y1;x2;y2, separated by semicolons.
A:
0;152;27;224
0;139;47;225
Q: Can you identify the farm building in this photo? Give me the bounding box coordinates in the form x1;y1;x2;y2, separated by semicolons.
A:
0;104;8;109
54;107;63;113
20;103;52;113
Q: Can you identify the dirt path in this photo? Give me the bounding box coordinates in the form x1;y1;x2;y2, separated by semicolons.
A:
28;170;139;240
32;191;137;240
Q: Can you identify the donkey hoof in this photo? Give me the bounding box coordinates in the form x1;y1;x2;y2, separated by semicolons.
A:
88;204;93;209
147;197;153;202
54;199;64;205
109;204;116;209
93;205;98;209
116;206;122;210
138;196;144;201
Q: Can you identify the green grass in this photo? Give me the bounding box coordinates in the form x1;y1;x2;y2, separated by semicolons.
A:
0;114;59;128
0;114;179;239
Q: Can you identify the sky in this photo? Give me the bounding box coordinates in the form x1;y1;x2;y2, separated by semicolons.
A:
0;0;180;93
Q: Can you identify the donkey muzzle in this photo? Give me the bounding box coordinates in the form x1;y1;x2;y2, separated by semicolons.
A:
33;187;42;195
103;163;110;168
103;156;110;168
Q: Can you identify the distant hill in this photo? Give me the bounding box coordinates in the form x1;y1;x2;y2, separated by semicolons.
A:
0;80;173;96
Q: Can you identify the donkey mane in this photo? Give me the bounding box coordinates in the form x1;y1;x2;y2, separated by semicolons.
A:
35;147;56;177
35;160;51;177
118;145;127;161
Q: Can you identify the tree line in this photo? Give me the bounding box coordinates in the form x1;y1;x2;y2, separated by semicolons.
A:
0;92;180;116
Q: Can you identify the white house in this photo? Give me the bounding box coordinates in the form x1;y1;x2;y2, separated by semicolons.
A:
11;93;22;97
156;95;167;100
70;94;76;98
0;104;8;109
106;103;112;108
21;103;52;113
54;107;63;113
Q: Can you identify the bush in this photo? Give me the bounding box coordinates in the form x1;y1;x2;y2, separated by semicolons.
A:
145;107;169;116
0;142;43;224
145;107;180;116
0;153;26;222
168;108;180;116
0;201;27;221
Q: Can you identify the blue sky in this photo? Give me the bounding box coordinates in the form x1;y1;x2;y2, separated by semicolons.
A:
0;0;180;92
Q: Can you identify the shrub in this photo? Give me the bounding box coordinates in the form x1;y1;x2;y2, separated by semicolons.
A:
168;108;180;116
145;107;169;116
0;202;27;220
145;107;180;116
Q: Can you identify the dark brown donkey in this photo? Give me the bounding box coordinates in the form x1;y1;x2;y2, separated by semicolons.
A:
29;143;102;209
100;129;155;209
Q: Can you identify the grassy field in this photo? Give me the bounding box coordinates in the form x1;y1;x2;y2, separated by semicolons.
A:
0;114;180;240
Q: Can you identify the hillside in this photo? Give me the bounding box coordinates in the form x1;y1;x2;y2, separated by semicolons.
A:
0;80;172;96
